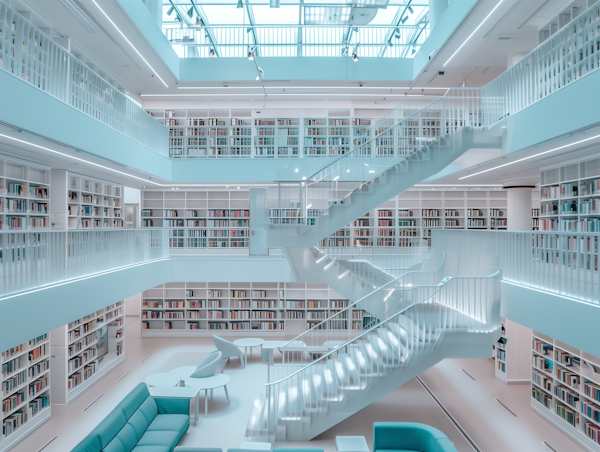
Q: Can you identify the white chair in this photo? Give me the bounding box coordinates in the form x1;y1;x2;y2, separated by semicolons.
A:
213;335;245;372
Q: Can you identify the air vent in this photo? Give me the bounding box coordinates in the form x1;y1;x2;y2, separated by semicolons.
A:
54;0;99;33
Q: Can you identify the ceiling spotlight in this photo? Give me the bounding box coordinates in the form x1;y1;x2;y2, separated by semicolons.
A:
209;48;215;57
408;6;413;14
167;6;174;15
237;0;243;8
394;28;400;38
411;47;416;55
352;52;359;62
223;82;229;87
401;16;408;24
248;51;254;60
187;7;194;18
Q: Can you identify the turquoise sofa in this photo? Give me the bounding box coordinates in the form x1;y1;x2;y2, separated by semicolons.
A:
373;422;458;452
72;383;190;452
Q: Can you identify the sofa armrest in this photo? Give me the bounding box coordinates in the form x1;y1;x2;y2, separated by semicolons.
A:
154;397;190;415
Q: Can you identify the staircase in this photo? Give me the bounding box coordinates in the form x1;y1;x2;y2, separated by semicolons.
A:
262;91;503;248
244;263;501;441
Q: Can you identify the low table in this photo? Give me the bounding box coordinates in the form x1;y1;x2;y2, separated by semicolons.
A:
169;366;196;385
145;372;180;388
233;338;265;367
261;341;286;364
148;386;200;426
336;436;369;452
184;373;231;417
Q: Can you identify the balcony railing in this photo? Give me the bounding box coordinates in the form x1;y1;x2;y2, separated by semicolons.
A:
0;229;168;297
433;229;600;304
0;1;169;156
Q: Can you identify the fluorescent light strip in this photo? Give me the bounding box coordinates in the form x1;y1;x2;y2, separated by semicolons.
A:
459;133;600;180
141;93;428;97
443;0;504;67
91;0;168;88
178;86;451;90
384;288;395;302
415;184;503;187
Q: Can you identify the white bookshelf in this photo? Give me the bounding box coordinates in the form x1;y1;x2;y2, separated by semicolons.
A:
0;157;50;231
531;330;600;451
494;319;507;383
1;334;50;452
141;189;250;252
140;282;367;338
540;154;600;233
50;171;123;230
50;301;124;404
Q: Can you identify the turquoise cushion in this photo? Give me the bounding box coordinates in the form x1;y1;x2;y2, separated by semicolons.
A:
128;410;150;442
374;422;446;452
114;423;138;452
96;409;128;448
138;398;158;424
273;449;325;452
120;384;151;419
137;431;180;448
103;441;127;452
147;414;189;432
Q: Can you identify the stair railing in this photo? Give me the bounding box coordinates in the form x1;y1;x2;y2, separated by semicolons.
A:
277;247;445;368
270;89;483;228
249;270;500;442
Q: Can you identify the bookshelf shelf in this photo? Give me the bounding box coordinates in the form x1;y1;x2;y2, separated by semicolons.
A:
50;301;125;404
141;282;368;337
531;330;600;451
1;334;50;452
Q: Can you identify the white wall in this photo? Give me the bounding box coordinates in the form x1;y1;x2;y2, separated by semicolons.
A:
125;293;141;317
124;187;141;204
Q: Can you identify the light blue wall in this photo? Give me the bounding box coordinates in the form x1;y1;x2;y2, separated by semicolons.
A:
179;57;414;82
116;0;180;78
0;257;294;352
0;70;172;181
412;0;480;79
502;282;600;358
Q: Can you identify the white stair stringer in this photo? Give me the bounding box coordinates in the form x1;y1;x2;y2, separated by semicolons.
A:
244;272;501;442
264;127;502;248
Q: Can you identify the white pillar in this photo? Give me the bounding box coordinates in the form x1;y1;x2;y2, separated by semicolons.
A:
143;0;163;27
429;0;448;30
502;186;534;384
506;186;534;231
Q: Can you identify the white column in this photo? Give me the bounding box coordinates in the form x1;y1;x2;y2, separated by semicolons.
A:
502;186;533;384
429;0;448;30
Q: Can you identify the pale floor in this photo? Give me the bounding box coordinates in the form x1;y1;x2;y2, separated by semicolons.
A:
12;317;585;452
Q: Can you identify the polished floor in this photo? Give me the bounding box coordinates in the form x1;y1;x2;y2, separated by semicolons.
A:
11;316;584;452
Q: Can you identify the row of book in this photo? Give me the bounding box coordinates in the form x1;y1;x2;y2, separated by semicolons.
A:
68;348;96;374
533;355;553;371
2;369;27;398
490;219;507;227
533;387;552;408
28;376;48;398
445;209;460;217
378;210;393;217
467;219;486;227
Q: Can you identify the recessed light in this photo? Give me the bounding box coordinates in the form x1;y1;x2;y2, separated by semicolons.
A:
498;36;511;40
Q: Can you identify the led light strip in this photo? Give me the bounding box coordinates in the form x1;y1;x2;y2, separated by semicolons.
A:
444;0;505;67
459;133;600;180
91;0;168;88
141;93;429;97
178;86;451;90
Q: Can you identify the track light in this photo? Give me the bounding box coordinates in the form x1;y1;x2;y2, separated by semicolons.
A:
209;48;215;57
352;52;359;62
411;47;416;55
401;16;408;24
394;28;400;38
187;7;194;18
408;6;413;14
167;6;174;15
237;0;243;8
248;51;254;60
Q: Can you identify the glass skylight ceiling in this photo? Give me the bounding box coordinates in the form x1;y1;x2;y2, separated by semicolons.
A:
162;1;429;58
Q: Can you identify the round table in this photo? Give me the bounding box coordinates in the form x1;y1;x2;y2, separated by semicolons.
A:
233;338;265;367
168;366;196;385
184;373;231;417
145;372;180;388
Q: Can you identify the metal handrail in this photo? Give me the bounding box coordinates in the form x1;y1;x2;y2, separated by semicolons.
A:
277;248;445;351
267;269;500;386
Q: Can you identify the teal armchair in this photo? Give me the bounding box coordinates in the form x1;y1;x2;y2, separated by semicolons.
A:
373;422;458;452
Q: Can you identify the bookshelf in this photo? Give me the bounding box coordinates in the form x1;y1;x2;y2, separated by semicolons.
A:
141;189;250;252
531;330;600;451
50;301;124;404
49;171;123;230
0;157;50;231
140;282;367;338
1;334;50;452
494;319;507;382
540;155;600;232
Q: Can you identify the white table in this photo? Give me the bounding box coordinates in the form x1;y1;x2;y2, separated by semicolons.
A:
239;442;271;450
148;386;200;426
233;338;265;367
336;436;369;452
261;341;286;364
184;373;231;417
145;372;180;388
169;366;196;385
